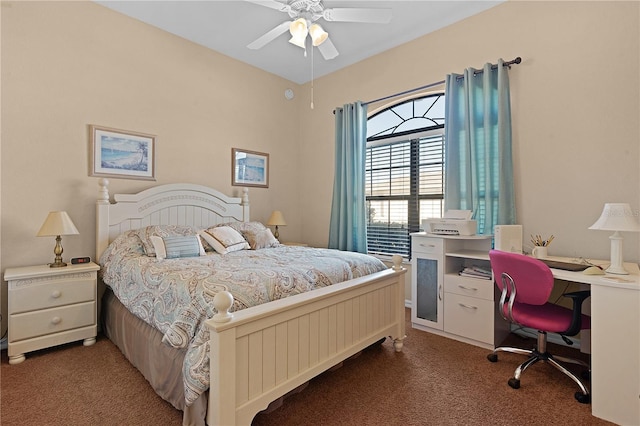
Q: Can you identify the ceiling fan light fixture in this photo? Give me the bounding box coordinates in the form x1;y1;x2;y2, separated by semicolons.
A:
288;34;307;49
309;23;328;46
288;18;308;49
289;18;308;38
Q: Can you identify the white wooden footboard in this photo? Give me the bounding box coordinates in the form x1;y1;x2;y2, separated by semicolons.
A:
205;267;406;426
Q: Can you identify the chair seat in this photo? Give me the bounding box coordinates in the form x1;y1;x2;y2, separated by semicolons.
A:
504;302;591;334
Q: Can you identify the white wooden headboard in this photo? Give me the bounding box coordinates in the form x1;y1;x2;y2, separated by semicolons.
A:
95;178;250;260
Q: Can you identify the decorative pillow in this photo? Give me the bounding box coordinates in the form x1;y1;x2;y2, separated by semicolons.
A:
247;228;280;250
213;221;281;250
150;235;206;260
200;226;249;254
133;225;199;257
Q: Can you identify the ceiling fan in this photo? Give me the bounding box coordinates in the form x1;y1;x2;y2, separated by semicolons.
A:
246;0;392;60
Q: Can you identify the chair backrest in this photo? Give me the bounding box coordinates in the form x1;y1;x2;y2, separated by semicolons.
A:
489;249;555;305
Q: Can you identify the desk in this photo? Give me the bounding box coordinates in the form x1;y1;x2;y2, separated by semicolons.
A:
545;256;640;426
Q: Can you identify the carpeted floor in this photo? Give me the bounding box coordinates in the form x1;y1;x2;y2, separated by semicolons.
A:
1;309;612;426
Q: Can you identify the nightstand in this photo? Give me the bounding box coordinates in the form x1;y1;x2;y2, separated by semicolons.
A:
4;262;100;364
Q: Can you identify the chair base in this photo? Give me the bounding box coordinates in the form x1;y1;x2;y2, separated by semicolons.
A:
487;332;591;404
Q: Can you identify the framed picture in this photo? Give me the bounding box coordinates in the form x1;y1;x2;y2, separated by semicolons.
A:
232;148;269;188
89;125;156;180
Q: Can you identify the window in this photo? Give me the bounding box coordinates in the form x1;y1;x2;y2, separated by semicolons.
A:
365;94;445;258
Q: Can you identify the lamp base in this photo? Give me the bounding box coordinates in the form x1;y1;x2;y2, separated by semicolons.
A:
605;265;629;275
49;235;67;267
606;231;629;275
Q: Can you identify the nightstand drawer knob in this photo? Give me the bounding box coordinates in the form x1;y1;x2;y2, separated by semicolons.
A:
51;316;61;325
51;290;62;299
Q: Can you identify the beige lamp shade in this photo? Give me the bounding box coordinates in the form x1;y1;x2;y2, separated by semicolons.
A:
267;210;286;240
37;211;80;236
267;210;287;226
37;211;79;268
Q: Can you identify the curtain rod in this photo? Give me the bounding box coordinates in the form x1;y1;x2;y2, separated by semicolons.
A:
363;56;522;107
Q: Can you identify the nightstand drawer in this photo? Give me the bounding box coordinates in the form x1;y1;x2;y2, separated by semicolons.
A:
9;278;95;314
9;301;95;342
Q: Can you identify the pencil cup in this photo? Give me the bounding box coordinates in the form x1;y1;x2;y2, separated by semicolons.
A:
532;246;548;259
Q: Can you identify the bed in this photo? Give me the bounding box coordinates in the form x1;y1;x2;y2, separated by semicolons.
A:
95;179;406;426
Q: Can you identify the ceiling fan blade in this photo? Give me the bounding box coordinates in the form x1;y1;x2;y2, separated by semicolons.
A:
244;0;291;13
247;21;291;50
322;8;392;24
318;37;339;60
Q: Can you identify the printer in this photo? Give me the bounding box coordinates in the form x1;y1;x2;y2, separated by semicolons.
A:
422;210;477;236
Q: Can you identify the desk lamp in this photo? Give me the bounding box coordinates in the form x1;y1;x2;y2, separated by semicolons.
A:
267;210;286;240
37;211;79;267
589;203;640;274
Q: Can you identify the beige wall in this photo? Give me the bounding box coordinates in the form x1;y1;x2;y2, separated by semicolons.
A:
297;1;640;299
2;1;639;332
0;1;303;335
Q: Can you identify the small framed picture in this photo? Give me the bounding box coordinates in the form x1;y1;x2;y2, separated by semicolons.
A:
89;125;156;180
232;148;269;188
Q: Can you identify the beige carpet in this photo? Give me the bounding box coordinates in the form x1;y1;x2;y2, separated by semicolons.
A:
1;309;612;426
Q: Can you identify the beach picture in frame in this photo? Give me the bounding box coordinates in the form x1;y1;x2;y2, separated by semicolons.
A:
232;148;269;188
89;125;156;180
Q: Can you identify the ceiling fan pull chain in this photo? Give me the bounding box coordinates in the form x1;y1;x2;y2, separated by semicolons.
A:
310;42;315;109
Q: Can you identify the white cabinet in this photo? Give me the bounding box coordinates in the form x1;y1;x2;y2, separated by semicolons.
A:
411;237;444;331
411;233;509;349
4;262;100;364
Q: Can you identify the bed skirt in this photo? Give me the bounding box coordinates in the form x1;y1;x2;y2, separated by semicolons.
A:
101;288;208;426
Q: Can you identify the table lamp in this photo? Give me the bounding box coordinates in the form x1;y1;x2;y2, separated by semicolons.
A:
589;203;640;274
37;211;80;267
267;210;286;239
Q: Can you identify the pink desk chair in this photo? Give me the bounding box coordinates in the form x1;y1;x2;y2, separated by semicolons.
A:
487;250;591;403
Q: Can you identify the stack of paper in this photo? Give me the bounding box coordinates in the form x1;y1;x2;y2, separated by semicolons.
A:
459;265;492;280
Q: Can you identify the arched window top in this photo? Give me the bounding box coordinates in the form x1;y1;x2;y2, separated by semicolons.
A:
367;93;445;141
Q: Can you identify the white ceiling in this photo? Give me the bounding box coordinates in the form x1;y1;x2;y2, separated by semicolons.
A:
95;1;503;85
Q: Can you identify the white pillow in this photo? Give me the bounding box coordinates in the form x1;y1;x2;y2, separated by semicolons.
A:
150;235;206;260
200;226;249;254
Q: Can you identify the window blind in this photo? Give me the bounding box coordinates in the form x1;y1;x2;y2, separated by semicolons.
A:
366;133;444;257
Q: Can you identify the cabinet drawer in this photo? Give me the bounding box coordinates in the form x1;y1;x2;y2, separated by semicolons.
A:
9;278;95;314
412;238;443;255
444;293;494;344
444;275;495;301
9;301;95;342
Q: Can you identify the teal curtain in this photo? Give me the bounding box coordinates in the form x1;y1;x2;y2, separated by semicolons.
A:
444;59;516;235
328;101;368;253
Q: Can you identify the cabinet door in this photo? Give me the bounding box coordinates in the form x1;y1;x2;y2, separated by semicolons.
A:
412;256;444;330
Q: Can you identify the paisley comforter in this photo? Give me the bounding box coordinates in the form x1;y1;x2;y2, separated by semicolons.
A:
99;230;387;405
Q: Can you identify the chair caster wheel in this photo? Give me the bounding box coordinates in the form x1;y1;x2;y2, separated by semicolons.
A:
575;392;590;404
487;353;498;362
508;378;520;389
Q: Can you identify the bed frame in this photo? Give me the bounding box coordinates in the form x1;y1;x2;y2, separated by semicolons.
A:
95;178;406;426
